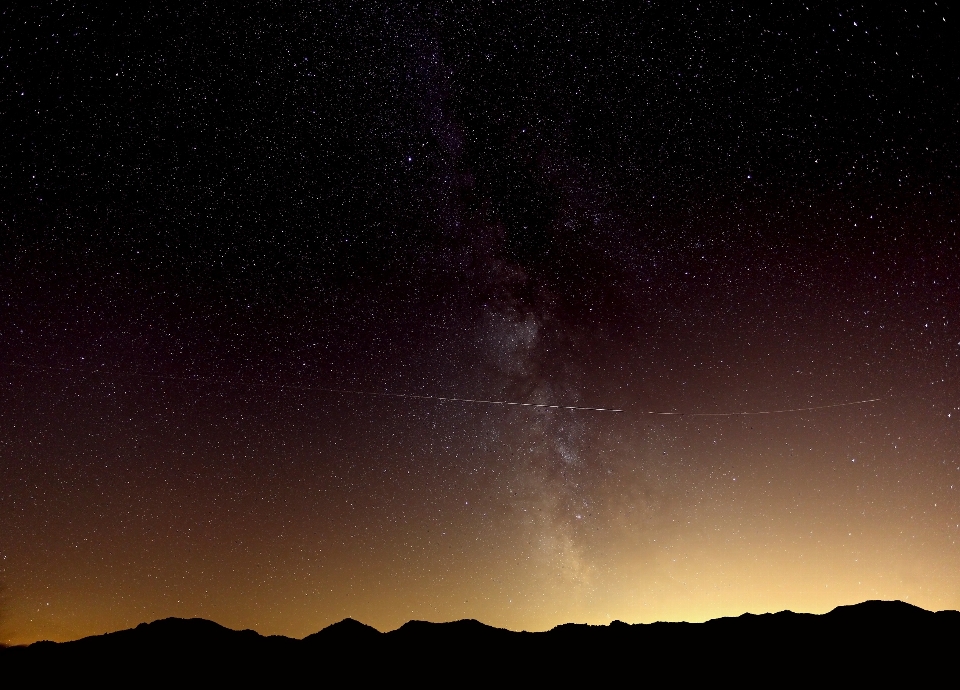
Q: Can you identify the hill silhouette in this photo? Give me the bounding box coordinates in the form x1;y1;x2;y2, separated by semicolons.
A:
302;617;380;645
3;601;957;683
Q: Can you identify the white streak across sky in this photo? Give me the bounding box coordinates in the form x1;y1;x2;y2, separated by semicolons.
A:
310;388;881;416
6;362;880;416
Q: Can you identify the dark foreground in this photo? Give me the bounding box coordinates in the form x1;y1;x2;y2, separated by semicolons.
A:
4;600;957;684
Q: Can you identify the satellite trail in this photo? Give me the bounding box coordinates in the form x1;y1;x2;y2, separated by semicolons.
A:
634;398;882;417
5;362;880;416
306;387;626;412
314;387;880;416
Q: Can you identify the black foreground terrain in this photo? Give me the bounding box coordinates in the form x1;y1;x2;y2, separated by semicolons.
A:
4;600;957;684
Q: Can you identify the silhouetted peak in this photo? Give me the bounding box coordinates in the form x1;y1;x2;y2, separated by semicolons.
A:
304;617;381;643
550;622;602;634
101;617;270;647
389;618;511;642
826;599;931;622
395;618;490;631
134;617;233;634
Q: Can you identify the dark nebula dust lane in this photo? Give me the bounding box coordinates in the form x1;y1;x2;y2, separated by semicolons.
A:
1;3;959;644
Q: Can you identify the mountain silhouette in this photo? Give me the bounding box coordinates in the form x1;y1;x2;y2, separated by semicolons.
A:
4;601;957;683
303;617;380;645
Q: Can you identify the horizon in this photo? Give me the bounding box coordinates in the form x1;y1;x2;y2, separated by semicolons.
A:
8;598;952;646
2;4;958;647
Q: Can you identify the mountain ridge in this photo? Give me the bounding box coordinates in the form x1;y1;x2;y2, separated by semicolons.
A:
5;600;957;682
10;598;960;646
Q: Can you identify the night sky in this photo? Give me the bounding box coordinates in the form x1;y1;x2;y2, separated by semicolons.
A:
2;2;959;645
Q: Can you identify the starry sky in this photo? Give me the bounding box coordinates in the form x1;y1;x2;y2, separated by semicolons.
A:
2;2;959;645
